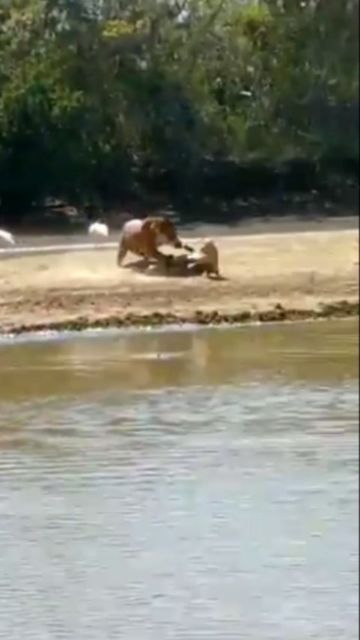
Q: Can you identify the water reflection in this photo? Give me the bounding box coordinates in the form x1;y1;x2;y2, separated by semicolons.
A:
0;319;358;402
0;320;358;639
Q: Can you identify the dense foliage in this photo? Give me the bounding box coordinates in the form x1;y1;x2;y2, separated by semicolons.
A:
0;0;358;221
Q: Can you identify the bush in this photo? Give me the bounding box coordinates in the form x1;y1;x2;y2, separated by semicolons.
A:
0;0;358;221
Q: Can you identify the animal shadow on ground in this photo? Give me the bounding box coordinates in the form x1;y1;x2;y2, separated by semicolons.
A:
121;258;227;280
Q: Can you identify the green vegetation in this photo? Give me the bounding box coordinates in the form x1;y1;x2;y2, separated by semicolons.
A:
0;0;358;223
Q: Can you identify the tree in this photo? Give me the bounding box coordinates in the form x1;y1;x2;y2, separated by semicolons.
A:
0;0;358;223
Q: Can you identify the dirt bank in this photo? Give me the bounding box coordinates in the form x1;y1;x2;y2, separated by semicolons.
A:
0;229;358;334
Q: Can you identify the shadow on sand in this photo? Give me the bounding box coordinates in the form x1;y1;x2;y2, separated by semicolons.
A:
121;258;227;281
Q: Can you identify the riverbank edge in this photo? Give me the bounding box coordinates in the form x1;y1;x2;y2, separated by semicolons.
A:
4;197;359;234
2;299;358;337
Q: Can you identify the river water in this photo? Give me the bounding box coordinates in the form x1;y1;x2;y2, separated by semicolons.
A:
0;320;358;640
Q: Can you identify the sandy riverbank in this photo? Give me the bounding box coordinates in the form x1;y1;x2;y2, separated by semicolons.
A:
0;228;358;335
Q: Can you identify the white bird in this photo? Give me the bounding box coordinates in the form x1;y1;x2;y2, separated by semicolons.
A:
88;220;109;239
0;229;15;246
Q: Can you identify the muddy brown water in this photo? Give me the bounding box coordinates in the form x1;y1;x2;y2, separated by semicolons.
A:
0;319;358;639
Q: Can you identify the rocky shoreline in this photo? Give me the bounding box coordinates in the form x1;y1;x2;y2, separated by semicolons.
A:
2;300;357;337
